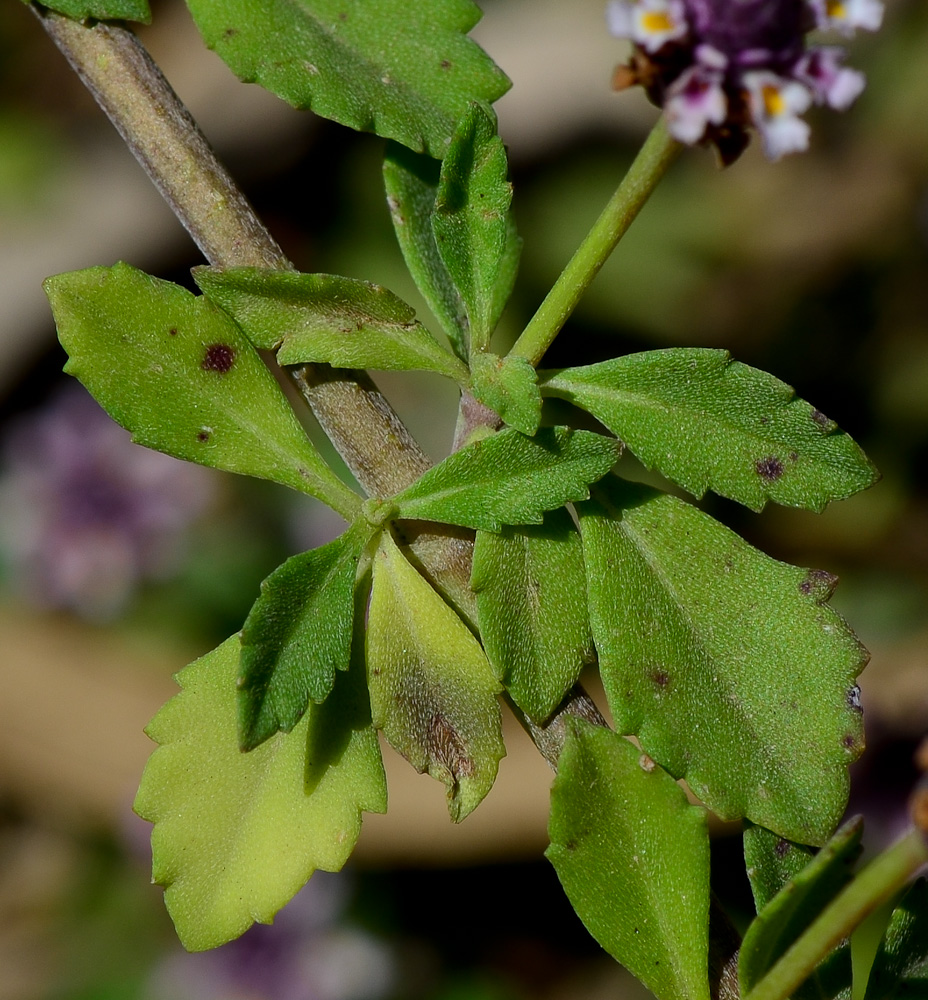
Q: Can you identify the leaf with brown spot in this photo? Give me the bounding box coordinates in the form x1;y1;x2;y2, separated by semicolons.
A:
366;529;504;822
740;818;862;1000
195;268;468;383
46;263;359;516
578;476;868;845
540;349;879;512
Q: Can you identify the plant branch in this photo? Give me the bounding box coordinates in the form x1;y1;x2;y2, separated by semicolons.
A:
33;20;729;938
744;828;928;1000
508;117;681;367
33;5;432;501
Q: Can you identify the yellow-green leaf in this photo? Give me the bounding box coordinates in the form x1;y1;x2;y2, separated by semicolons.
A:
133;635;386;951
366;529;504;822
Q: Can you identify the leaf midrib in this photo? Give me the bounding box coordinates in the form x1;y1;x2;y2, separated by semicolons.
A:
545;375;815;458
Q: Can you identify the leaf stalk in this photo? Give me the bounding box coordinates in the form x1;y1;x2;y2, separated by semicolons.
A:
743;828;928;1000
508;117;680;368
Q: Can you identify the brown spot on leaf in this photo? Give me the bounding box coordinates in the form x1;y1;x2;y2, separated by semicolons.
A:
755;456;784;481
789;451;798;463
774;838;791;859
427;713;474;779
168;327;178;336
202;343;236;373
799;568;838;600
650;669;670;689
196;430;211;443
811;409;833;430
842;734;858;750
440;59;451;70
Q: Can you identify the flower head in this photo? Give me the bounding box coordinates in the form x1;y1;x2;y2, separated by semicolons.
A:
606;0;882;162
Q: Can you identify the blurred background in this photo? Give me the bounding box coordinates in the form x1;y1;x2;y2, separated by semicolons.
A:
0;0;926;996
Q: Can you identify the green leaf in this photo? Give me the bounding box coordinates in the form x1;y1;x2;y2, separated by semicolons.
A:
133;634;386;952
744;824;817;914
471;508;593;723
26;0;151;22
739;818;863;1000
384;143;469;359
469;352;541;436
576;477;868;845
185;0;510;159
865;878;928;1000
366;529;504;822
547;719;711;1000
393;426;622;532
540;349;879;512
432;103;520;353
238;521;372;752
195;267;468;383
46;262;359;516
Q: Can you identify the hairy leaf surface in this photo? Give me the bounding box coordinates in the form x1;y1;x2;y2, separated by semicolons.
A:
470;352;541;435
865;878;928;1000
740;818;862;999
366;529;503;822
471;508;592;722
541;349;878;512
195;268;467;382
185;0;510;158
547;720;711;1000
432;103;520;353
133;635;386;952
46;263;356;511
238;522;372;751
384;144;469;357
26;0;150;21
577;477;868;845
393;426;622;531
744;824;817;914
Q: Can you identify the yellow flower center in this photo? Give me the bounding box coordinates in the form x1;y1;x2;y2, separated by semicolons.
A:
762;84;786;117
640;11;674;34
826;0;847;18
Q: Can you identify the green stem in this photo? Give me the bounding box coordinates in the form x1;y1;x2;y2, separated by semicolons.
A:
744;829;928;1000
509;117;680;368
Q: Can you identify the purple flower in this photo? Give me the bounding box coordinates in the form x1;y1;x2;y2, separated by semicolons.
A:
0;384;216;619
606;0;882;162
146;873;396;1000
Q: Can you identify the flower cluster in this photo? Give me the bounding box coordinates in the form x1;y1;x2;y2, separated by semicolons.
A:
607;0;883;162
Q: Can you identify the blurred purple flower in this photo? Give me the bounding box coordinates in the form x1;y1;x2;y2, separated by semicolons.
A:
146;873;396;1000
0;384;217;619
607;0;882;162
